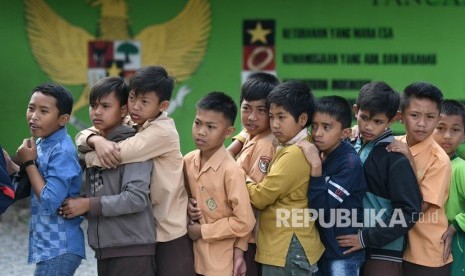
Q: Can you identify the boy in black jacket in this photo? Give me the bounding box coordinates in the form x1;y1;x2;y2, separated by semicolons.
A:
336;82;422;276
298;96;366;276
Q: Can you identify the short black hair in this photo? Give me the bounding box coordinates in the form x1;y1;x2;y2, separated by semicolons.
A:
240;72;280;104
267;80;315;128
356;81;399;120
315;96;352;129
129;66;175;102
196;92;237;126
89;77;130;107
32;83;73;116
441;99;465;128
401;81;443;112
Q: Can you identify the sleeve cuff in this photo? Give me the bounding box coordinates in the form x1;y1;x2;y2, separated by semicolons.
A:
89;197;102;216
358;230;367;248
200;223;210;241
234;235;249;251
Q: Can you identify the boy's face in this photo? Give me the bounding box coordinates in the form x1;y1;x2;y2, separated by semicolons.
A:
240;99;270;138
311;112;350;155
26;92;69;138
89;91;127;137
354;106;394;143
128;90;168;125
433;114;465;157
401;97;440;147
192;109;234;159
269;103;307;144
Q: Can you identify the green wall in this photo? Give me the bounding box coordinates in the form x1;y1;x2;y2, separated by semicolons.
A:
1;0;465;156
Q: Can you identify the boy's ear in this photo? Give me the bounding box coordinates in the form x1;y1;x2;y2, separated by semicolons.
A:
395;111;401;121
120;104;128;118
225;126;235;138
298;113;308;128
389;111;401;126
341;128;352;140
160;100;170;113
352;104;359;118
58;114;70;127
398;111;405;124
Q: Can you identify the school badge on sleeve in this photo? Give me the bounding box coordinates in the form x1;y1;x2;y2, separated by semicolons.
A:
206;198;217;211
258;156;272;173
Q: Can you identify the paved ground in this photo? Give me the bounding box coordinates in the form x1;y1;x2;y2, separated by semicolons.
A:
0;201;97;275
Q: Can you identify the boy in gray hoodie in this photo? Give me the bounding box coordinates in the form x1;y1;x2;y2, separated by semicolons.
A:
59;77;156;276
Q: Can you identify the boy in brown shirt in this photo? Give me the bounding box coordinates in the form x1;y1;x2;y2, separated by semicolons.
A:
184;92;255;276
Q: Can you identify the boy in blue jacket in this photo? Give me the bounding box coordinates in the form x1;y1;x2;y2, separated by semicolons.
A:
299;96;366;276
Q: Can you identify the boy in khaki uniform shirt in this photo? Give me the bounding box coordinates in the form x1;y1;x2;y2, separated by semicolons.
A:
75;66;194;276
185;92;255;276
190;72;279;276
387;82;452;275
233;73;279;276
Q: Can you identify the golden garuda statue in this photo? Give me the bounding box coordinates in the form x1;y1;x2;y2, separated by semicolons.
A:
24;0;211;118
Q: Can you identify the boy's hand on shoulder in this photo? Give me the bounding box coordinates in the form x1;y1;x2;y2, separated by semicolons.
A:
386;140;416;171
187;221;202;241
386;140;411;157
233;248;246;276
350;125;359;141
336;234;362;254
187;197;203;221
59;197;89;218
296;141;322;176
16;138;37;163
227;139;244;158
92;137;121;169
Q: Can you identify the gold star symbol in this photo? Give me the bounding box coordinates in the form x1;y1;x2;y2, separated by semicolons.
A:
247;22;272;44
107;62;121;77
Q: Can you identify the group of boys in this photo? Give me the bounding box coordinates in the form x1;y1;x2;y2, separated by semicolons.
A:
4;64;465;276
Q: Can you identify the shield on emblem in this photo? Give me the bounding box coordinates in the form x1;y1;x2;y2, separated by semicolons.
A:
87;40;141;85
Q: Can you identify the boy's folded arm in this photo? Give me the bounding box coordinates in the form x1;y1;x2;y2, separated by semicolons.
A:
363;157;422;248
75;127;99;153
117;127;173;164
40;151;82;213
234;234;250;252
96;161;153;217
201;169;255;242
247;151;309;210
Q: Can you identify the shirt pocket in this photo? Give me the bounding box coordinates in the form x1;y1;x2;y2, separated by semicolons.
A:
198;185;227;222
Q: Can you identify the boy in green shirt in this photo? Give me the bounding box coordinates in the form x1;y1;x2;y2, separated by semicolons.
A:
433;99;465;275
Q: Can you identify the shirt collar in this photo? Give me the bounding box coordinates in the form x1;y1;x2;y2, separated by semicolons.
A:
193;146;228;175
36;127;67;148
274;128;309;149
